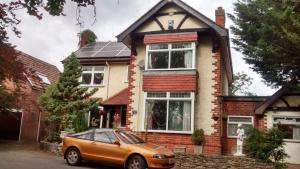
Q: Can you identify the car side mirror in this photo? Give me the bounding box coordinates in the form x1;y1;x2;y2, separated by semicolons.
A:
114;140;121;146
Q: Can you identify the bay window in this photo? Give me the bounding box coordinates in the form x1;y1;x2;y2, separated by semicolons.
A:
144;92;194;133
227;116;253;137
273;116;300;140
81;66;104;86
146;42;195;70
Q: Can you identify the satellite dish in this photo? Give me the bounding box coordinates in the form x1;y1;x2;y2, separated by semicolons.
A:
137;60;145;70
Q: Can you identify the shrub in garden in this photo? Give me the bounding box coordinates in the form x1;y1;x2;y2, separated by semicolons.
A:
245;127;288;169
192;129;204;145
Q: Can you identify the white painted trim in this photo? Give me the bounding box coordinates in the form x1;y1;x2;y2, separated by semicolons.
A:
19;111;23;142
142;91;195;133
88;111;91;127
100;115;103;128
80;66;105;86
227;115;254;138
145;42;196;70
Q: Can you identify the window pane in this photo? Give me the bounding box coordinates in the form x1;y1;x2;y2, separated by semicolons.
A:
277;124;293;139
94;66;105;71
94;73;104;85
170;50;192;68
170;92;191;98
147;92;167;98
228;123;252;137
171;42;192;49
229;117;252;123
293;126;300;140
168;101;191;131
106;131;117;143
82;66;92;71
148;51;169;69
77;133;93;140
149;44;168;50
82;73;92;85
94;132;111;143
145;100;167;130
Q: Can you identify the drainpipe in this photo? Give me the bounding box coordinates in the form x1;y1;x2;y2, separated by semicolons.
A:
36;111;42;142
106;61;110;99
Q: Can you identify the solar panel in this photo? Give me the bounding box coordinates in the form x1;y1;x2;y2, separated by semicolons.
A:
75;42;130;58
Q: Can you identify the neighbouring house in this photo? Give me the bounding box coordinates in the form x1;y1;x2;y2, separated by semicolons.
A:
74;0;300;164
74;41;131;129
0;51;60;142
222;81;300;164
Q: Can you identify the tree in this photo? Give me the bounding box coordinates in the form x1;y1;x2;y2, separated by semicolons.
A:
1;0;95;114
39;53;97;141
229;0;300;87
229;72;256;96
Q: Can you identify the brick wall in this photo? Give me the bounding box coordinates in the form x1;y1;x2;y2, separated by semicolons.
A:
221;99;265;155
143;74;197;92
144;32;198;44
136;132;194;153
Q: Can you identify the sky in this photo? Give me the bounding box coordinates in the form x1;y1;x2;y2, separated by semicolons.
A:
7;0;277;96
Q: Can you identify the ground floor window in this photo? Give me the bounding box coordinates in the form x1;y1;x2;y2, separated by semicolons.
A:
144;92;194;132
227;116;253;137
273;116;300;140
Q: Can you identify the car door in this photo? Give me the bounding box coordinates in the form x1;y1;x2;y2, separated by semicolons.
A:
71;131;95;160
90;131;128;165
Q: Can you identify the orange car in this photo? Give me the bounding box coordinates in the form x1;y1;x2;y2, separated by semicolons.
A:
62;129;175;169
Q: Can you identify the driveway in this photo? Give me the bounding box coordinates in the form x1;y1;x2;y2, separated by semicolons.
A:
0;140;121;169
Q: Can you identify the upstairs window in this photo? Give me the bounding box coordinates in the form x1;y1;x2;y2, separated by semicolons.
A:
146;42;195;70
81;66;104;86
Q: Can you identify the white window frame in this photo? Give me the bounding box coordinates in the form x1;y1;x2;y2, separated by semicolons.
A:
80;66;105;86
145;42;196;70
273;116;300;141
123;65;129;83
142;92;195;134
227;115;254;138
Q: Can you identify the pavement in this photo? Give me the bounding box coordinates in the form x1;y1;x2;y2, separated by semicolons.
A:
0;140;121;169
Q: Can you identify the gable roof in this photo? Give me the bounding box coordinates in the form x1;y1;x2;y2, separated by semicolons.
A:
102;88;129;105
116;0;228;42
74;41;131;59
255;81;299;114
17;51;60;84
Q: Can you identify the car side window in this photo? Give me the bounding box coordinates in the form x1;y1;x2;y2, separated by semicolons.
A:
106;131;117;143
94;132;111;143
77;133;93;140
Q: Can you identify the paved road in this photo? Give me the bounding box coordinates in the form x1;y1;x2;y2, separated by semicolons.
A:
0;140;121;169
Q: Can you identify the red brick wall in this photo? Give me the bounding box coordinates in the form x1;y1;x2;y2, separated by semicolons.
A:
144;32;198;44
221;100;265;155
143;74;197;92
135;132;194;153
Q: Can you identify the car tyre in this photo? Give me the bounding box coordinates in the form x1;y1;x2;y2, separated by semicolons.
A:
127;155;146;169
66;147;81;166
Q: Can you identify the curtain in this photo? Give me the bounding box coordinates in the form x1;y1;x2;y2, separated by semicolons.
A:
184;50;192;68
182;101;191;131
145;100;154;129
293;126;300;140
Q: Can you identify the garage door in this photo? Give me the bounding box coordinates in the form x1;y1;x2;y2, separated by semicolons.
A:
0;112;22;140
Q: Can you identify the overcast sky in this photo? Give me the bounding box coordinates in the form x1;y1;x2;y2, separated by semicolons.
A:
7;0;277;95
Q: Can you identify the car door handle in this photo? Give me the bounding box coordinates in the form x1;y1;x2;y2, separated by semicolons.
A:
91;141;96;145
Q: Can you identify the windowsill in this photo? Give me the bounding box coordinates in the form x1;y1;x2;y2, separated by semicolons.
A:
141;129;192;134
227;136;238;139
283;139;300;143
143;69;197;75
80;84;105;87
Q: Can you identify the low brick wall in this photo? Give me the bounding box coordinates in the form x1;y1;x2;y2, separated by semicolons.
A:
174;154;274;169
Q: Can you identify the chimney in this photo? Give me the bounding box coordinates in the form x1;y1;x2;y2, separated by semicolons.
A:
79;31;90;48
215;7;225;27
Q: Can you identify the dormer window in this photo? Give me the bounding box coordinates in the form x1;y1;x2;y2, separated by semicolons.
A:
146;42;196;70
80;66;104;86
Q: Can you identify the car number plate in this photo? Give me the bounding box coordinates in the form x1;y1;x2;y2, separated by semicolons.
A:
168;158;175;164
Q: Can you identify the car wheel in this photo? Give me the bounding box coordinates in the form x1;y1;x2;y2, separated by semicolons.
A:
127;155;146;169
66;147;81;166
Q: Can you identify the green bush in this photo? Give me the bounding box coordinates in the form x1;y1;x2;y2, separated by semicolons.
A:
245;127;288;169
191;129;204;145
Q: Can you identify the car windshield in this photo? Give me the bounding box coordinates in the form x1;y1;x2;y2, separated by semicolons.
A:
115;131;145;144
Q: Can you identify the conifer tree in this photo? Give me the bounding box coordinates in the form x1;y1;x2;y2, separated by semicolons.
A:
40;53;97;141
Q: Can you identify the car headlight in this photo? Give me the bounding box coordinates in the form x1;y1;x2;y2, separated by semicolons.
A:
153;154;166;159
